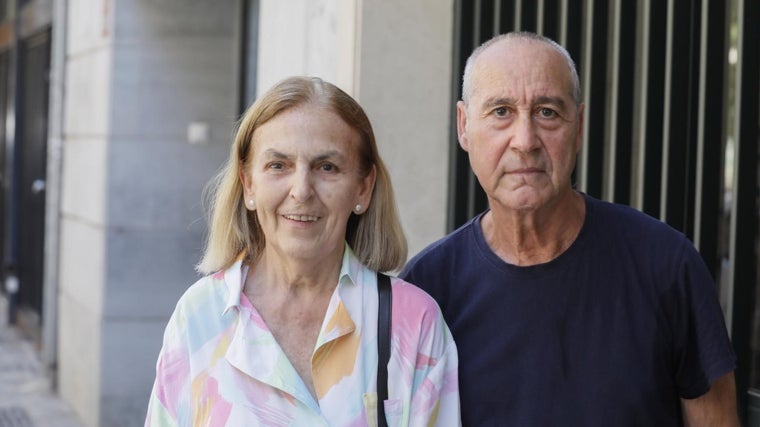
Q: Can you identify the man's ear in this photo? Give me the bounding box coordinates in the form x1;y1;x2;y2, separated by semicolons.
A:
456;100;470;152
574;103;585;154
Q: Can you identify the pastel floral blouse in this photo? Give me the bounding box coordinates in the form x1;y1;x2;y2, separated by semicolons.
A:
145;245;461;426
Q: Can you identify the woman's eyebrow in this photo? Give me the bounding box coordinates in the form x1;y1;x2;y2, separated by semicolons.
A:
260;149;290;159
313;150;345;162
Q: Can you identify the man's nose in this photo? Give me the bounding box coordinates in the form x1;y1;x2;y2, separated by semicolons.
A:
510;115;540;153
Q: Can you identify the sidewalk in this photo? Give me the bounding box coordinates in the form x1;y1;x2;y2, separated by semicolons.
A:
0;296;84;427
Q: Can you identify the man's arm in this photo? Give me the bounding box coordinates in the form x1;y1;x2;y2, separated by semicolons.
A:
681;371;740;427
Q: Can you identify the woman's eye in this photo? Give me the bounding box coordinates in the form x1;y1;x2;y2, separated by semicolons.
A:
267;162;284;170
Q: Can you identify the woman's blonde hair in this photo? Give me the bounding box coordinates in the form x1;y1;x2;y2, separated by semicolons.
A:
197;76;407;274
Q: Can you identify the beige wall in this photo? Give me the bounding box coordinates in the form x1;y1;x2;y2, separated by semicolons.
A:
357;0;454;258
257;0;454;259
257;0;359;95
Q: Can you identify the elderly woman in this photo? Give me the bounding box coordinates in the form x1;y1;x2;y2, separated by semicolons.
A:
146;76;460;426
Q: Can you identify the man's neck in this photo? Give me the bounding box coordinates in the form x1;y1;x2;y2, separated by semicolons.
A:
482;190;586;266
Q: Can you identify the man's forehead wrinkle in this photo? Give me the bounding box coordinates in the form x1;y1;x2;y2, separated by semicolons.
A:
471;72;573;110
474;81;566;108
480;96;517;109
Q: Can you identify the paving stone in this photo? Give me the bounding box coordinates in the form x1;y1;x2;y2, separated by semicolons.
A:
0;298;84;427
0;406;35;427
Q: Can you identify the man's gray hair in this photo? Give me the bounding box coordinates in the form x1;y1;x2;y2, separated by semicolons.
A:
461;32;582;105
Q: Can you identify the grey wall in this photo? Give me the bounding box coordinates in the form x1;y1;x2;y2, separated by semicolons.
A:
58;1;238;425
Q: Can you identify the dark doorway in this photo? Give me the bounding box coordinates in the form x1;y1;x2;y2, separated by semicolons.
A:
0;50;8;285
16;29;50;315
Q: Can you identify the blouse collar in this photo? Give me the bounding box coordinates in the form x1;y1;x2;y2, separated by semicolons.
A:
221;243;362;315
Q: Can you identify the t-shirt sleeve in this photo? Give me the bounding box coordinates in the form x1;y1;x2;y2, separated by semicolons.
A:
670;241;736;399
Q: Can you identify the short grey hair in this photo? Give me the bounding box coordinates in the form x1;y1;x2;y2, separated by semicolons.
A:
461;32;582;105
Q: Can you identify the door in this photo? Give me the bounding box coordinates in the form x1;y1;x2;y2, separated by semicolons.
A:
16;29;50;315
0;51;8;285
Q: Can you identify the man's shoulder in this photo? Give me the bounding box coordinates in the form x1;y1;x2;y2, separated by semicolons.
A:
404;214;480;272
583;195;696;268
586;194;685;238
399;213;487;294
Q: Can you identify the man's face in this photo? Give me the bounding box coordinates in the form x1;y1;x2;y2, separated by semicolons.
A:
457;39;584;214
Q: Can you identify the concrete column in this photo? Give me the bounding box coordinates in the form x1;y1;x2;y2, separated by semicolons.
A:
58;1;112;424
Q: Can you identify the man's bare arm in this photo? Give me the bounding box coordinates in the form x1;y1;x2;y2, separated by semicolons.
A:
681;371;740;427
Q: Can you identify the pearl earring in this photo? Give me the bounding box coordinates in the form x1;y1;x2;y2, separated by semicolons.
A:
248;199;255;207
354;204;362;213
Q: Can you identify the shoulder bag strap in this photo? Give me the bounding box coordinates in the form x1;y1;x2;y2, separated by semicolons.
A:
376;272;392;427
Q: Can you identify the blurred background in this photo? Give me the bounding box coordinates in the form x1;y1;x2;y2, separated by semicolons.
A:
0;0;756;425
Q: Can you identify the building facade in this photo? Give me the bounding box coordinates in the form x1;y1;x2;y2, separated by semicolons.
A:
3;0;453;425
0;0;757;425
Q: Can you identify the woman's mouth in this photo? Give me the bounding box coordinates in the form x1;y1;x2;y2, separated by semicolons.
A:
283;214;319;222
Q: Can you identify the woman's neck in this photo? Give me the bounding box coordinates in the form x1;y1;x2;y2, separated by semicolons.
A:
244;245;344;299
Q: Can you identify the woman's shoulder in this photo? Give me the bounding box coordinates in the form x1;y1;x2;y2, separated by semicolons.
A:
389;277;447;324
172;267;237;317
390;276;437;301
388;277;455;361
180;269;227;298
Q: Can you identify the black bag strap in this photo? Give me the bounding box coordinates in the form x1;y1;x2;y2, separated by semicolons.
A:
376;272;392;427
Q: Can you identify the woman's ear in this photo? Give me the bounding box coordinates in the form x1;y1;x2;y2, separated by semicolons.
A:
357;165;376;211
239;170;255;210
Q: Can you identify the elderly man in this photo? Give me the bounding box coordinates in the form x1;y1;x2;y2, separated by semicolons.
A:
402;32;738;426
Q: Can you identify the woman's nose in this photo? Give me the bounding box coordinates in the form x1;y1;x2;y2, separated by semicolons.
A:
289;168;314;202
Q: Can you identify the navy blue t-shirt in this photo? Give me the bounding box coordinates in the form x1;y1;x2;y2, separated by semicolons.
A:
401;194;735;426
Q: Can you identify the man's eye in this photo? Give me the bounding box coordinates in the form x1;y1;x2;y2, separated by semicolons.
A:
494;107;508;117
319;163;336;172
538;108;557;118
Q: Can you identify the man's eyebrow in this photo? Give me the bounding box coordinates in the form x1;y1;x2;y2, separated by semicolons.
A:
535;96;569;110
481;97;517;109
479;96;569;110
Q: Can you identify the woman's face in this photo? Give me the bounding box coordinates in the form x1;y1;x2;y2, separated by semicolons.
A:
241;104;375;263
